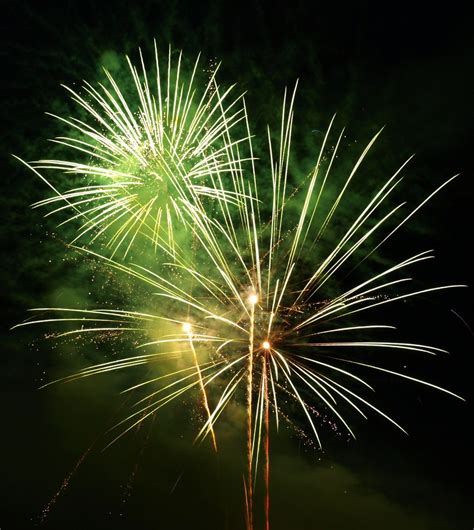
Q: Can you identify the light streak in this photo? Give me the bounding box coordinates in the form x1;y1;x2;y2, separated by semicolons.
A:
184;322;218;451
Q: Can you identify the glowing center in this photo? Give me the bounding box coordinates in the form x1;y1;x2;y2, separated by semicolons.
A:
248;293;258;306
262;340;271;350
182;322;192;333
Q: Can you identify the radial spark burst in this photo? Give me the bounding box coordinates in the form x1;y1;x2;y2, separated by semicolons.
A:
17;44;249;257
16;54;464;530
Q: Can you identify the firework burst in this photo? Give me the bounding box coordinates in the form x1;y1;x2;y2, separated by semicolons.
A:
16;43;250;258
15;47;464;530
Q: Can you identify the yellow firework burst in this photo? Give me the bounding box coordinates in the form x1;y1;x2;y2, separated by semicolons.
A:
15;69;464;530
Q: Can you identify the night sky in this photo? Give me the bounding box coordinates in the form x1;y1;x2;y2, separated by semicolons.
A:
1;2;473;529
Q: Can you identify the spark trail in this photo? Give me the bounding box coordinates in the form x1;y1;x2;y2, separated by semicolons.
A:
38;441;94;525
184;322;218;451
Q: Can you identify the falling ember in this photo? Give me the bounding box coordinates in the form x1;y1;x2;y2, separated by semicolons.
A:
120;412;157;514
39;442;94;525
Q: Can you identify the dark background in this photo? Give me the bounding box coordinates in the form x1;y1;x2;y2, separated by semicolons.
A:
1;1;473;529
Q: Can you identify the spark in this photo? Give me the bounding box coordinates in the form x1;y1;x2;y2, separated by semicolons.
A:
248;293;259;306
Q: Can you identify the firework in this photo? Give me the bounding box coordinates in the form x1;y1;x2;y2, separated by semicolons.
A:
16;43;250;258
15;48;464;530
